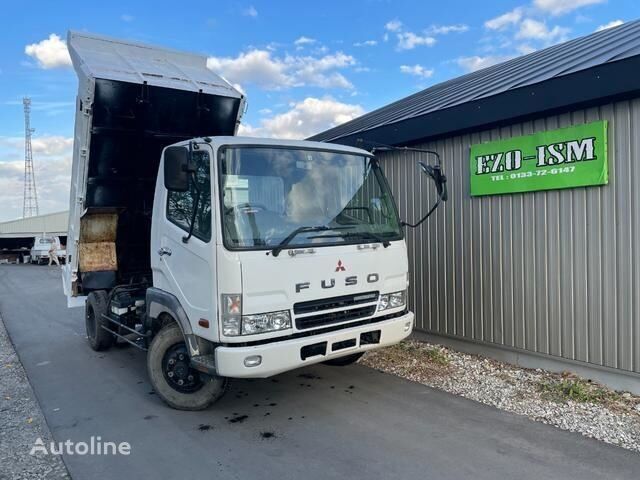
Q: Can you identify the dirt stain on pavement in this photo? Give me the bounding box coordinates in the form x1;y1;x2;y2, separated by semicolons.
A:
228;415;248;424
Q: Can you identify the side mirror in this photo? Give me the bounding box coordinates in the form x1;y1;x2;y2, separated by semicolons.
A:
418;161;448;201
402;160;448;229
164;146;193;192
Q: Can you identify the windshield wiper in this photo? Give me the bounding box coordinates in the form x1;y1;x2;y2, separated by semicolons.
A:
271;225;353;257
308;231;392;248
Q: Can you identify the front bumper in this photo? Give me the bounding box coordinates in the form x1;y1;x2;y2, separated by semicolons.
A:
215;311;414;378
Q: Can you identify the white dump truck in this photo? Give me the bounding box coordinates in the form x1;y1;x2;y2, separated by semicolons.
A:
63;31;447;410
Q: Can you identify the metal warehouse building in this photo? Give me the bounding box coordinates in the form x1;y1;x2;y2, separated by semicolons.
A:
0;211;69;239
312;21;640;392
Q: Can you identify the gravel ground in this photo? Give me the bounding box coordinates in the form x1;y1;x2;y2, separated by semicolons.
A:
0;314;70;480
362;339;640;453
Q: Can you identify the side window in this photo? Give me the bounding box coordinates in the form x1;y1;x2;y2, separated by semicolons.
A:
166;151;212;242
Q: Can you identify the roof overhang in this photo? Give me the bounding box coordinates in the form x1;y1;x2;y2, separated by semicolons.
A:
317;55;640;148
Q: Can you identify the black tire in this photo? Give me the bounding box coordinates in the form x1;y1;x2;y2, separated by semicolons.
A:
85;291;115;351
323;352;364;366
147;323;228;411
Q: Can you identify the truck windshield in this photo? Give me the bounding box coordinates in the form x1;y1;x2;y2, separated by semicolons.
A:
219;146;402;250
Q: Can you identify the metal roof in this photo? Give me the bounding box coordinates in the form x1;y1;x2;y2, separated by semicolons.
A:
0;211;69;238
67;31;242;98
310;20;640;144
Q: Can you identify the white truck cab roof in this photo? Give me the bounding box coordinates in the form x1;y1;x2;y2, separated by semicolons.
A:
173;136;373;157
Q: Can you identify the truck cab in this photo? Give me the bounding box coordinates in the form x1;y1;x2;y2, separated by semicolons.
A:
151;137;414;382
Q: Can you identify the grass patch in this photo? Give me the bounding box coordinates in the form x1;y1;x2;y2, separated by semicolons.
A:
423;347;450;366
537;378;613;404
397;342;449;366
397;341;420;353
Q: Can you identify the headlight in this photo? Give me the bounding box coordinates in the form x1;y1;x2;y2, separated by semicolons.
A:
378;290;406;311
389;290;406;308
241;310;291;335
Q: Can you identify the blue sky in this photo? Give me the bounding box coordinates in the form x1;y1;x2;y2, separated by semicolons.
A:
0;0;637;220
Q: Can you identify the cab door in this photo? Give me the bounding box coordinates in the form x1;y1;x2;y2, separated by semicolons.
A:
151;145;216;335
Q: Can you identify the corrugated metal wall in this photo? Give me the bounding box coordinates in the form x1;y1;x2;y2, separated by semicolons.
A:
378;98;640;374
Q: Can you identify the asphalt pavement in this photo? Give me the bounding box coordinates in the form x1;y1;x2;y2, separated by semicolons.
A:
1;264;638;480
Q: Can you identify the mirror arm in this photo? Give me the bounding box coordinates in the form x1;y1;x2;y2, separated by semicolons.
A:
357;138;448;229
401;197;442;229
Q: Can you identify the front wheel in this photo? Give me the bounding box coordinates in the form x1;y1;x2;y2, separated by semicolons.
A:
147;324;228;410
323;352;364;366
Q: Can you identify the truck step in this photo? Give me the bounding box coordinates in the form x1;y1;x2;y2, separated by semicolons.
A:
190;354;217;375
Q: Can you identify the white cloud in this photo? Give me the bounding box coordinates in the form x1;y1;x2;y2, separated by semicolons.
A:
485;8;524;30
121;14;134;22
24;34;72;69
354;40;378;47
207;49;356;90
292;52;356;88
596;19;624;32
517;43;537;55
242;5;258;17
534;0;604;16
384;20;436;50
516;18;570;42
400;64;434;78
396;31;436;50
238;97;364;139
385;20;403;32
207;50;290;90
456;55;513;72
0;136;72;221
478;2;579;72
428;24;469;35
294;36;316;46
32;136;73;156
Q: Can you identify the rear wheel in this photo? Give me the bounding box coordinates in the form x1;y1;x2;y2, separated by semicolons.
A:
323;352;364;366
147;323;227;410
85;291;115;351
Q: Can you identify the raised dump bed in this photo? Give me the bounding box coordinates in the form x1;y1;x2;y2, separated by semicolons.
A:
63;31;244;304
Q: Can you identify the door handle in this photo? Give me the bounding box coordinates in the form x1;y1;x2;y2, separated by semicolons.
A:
158;247;172;257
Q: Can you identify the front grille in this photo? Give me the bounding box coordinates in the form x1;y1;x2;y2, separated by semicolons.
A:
294;291;379;315
295;305;377;330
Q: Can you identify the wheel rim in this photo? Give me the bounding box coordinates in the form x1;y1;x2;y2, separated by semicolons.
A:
161;343;204;393
86;305;96;340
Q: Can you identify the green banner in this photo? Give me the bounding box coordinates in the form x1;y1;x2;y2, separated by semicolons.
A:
470;121;608;196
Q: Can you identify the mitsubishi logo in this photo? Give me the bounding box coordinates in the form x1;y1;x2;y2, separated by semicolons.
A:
335;260;346;272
